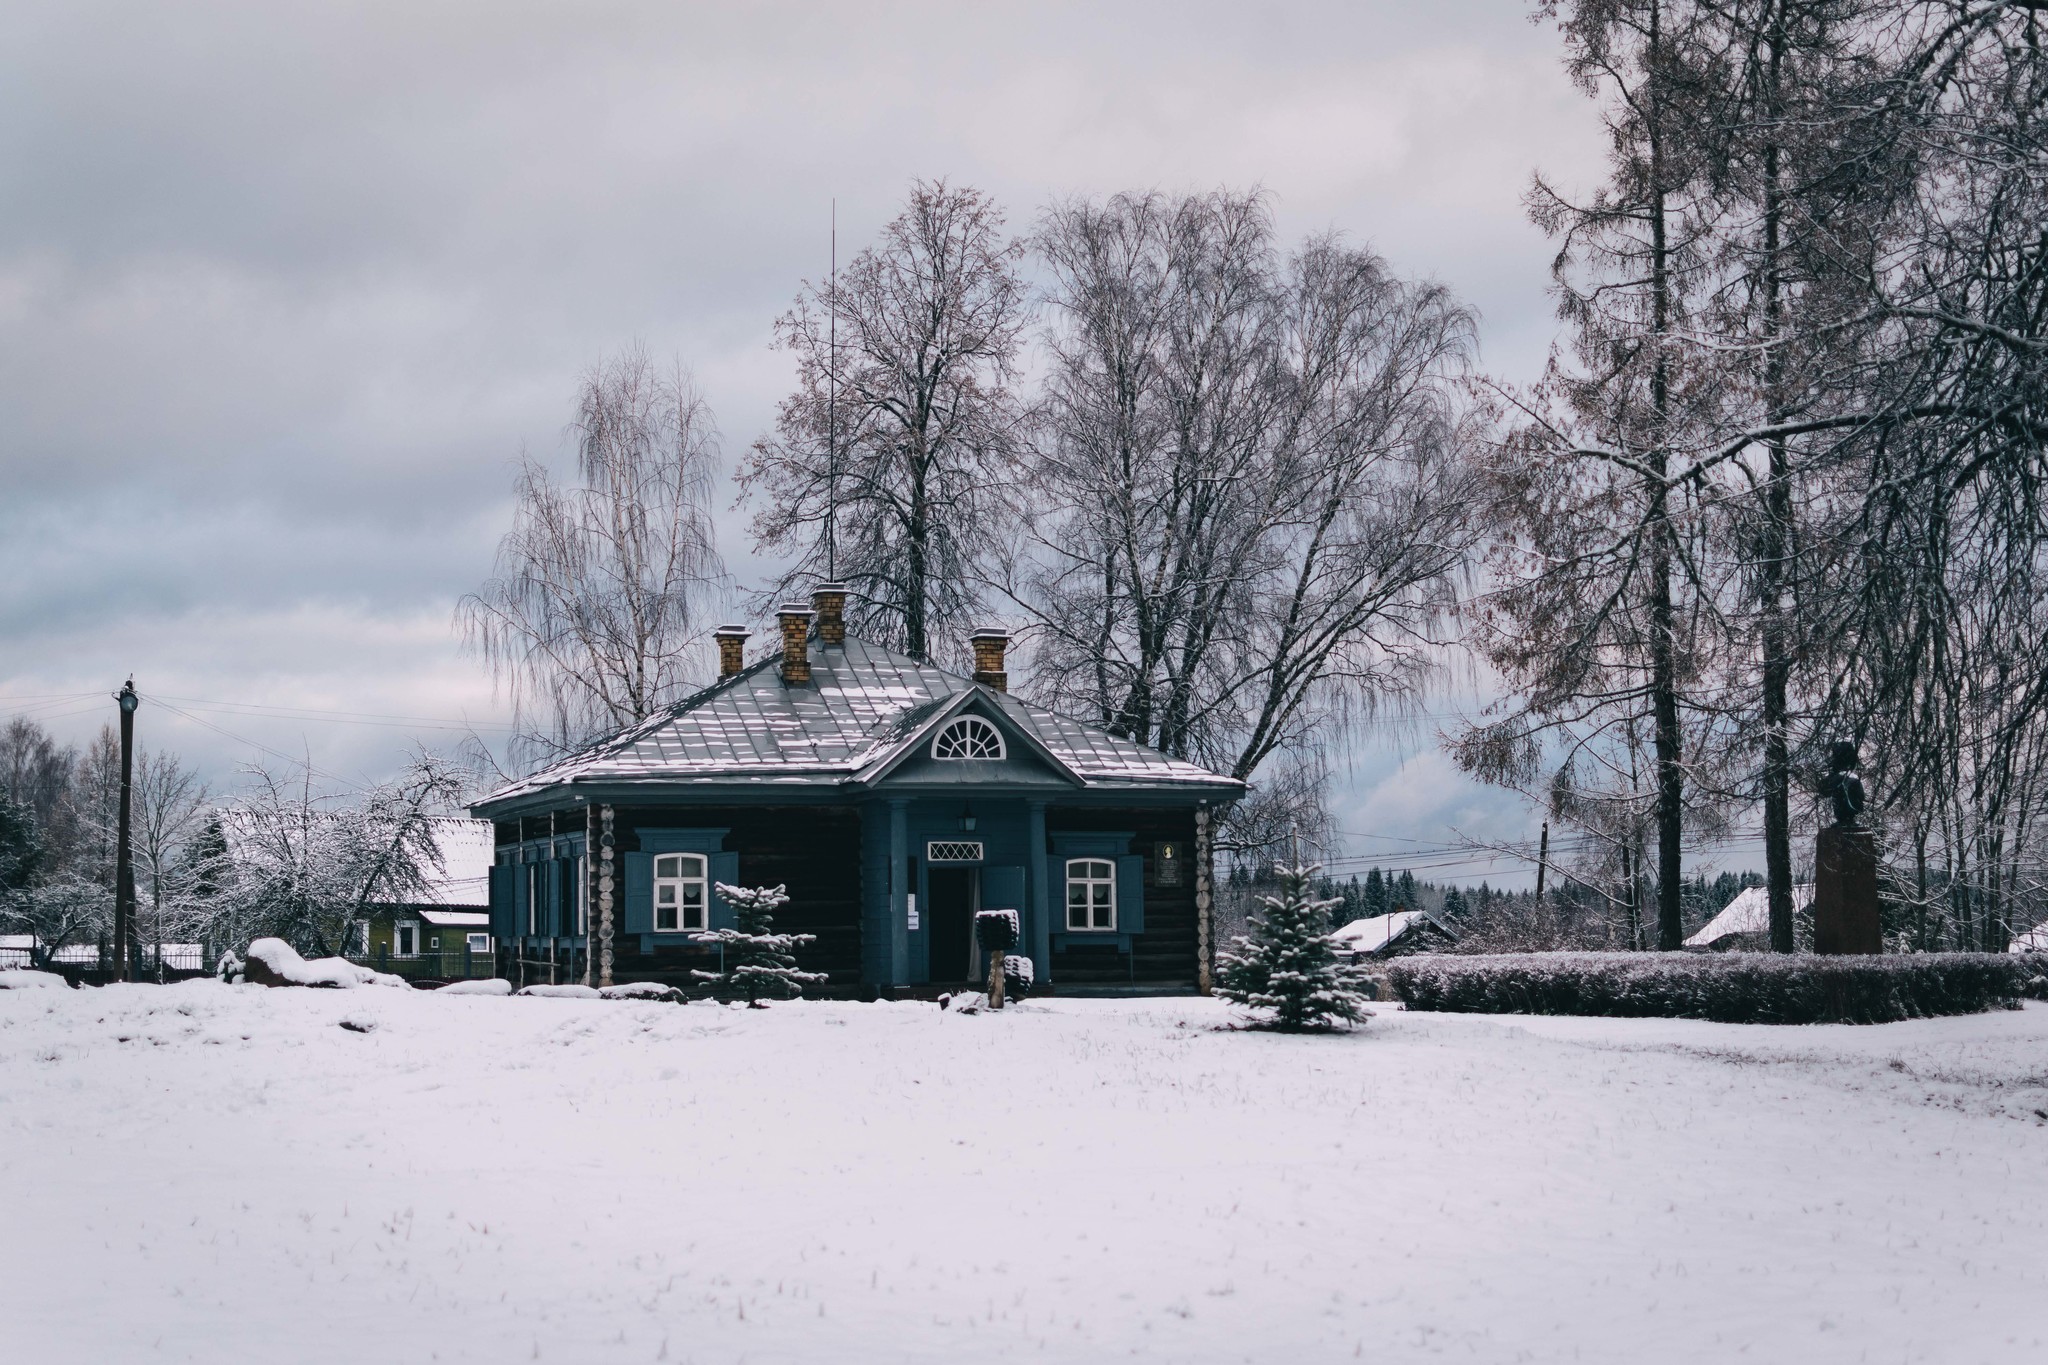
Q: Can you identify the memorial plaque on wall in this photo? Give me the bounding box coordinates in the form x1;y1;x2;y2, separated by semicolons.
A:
1154;841;1185;886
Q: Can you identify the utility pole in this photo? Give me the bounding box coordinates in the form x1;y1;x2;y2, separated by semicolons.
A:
113;679;139;982
826;199;838;581
1533;820;1550;936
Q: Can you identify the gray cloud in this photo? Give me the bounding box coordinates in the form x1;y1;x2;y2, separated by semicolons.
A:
2;0;1606;875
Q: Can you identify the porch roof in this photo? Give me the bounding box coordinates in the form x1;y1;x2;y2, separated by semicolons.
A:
474;635;1242;813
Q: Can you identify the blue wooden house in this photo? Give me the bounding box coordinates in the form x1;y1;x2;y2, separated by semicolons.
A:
472;584;1243;995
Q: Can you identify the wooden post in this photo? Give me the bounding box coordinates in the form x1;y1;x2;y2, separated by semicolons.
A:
1195;804;1214;995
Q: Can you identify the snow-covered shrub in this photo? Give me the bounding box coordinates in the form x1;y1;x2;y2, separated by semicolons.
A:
517;983;600;999
243;937;408;989
1387;952;2031;1024
0;969;65;989
437;978;513;996
600;981;684;1002
1216;862;1373;1030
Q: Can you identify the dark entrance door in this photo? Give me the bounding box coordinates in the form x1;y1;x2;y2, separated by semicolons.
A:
927;866;977;983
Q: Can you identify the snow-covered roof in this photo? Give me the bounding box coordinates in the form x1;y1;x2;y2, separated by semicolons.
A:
2010;924;2048;954
475;635;1242;811
1685;885;1814;948
419;909;490;928
1331;911;1430;955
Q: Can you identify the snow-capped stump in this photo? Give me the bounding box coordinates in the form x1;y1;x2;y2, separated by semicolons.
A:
436;978;514;996
242;938;409;990
1002;952;1034;1000
337;1016;377;1034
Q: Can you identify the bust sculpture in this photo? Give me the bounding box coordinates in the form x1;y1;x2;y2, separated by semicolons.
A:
1816;741;1866;828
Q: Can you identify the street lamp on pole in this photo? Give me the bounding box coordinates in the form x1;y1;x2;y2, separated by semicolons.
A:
114;679;138;983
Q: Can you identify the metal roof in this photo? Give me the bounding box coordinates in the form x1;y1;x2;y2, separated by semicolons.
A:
475;635;1242;811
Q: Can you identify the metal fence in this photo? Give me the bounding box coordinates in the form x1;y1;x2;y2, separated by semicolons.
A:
1;941;210;982
346;946;499;982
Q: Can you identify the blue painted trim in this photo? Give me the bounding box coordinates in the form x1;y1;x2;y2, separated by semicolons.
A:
637;827;730;854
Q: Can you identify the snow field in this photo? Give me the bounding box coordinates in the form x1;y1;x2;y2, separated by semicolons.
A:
1;982;2044;1363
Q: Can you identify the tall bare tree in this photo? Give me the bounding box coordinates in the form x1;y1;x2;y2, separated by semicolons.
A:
742;179;1028;662
461;347;727;757
1016;190;1478;850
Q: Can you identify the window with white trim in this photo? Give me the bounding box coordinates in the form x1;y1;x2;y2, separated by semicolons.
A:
466;932;492;954
654;852;709;932
394;921;421;958
1065;859;1116;931
932;716;1004;761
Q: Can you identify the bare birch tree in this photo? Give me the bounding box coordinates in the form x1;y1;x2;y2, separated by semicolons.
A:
461;347;727;758
742;180;1028;662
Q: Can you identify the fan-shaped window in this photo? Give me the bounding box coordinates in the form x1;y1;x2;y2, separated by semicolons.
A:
932;716;1005;761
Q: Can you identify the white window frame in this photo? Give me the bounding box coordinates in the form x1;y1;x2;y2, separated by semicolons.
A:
653;852;710;932
1065;858;1117;931
931;716;1005;761
466;932;492;954
394;921;421;958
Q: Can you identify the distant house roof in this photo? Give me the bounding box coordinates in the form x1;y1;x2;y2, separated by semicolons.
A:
2011;924;2048;954
474;636;1243;813
1685;885;1814;949
1330;910;1449;957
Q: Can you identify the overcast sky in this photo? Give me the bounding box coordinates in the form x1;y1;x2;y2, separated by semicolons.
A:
1;0;1651;885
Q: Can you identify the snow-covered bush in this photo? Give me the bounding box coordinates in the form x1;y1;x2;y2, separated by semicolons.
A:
1216;862;1373;1031
243;937;408;989
437;978;513;996
1387;952;2034;1024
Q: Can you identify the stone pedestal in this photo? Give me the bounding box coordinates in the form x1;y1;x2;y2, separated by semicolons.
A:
1813;825;1881;955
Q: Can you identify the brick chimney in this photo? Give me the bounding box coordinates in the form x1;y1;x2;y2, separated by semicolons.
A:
969;628;1010;692
812;581;848;647
777;603;815;685
713;624;750;679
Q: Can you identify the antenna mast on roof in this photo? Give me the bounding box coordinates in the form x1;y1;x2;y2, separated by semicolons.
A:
826;199;838;582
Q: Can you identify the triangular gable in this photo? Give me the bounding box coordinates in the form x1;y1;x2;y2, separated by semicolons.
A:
851;688;1085;789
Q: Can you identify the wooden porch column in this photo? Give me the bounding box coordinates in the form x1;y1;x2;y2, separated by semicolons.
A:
582;803;596;986
598;804;616;988
1027;799;1051;986
888;798;910;985
1195;802;1214;995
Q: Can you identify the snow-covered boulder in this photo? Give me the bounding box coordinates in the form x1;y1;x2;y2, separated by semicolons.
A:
0;969;66;989
437;978;514;996
517;983;601;999
243;938;409;990
599;981;684;1002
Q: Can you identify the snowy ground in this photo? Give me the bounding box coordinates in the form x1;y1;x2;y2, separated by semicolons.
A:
3;982;2045;1364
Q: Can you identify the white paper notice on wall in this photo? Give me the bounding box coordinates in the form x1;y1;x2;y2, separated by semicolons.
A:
906;893;920;930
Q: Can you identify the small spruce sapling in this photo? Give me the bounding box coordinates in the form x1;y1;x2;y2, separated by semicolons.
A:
691;883;826;1007
1216;861;1373;1030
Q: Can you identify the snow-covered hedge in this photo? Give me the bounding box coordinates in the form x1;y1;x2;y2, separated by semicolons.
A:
1387;952;2045;1025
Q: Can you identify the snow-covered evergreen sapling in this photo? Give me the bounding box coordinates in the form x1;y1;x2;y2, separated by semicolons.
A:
1216;861;1373;1030
691;883;826;1007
